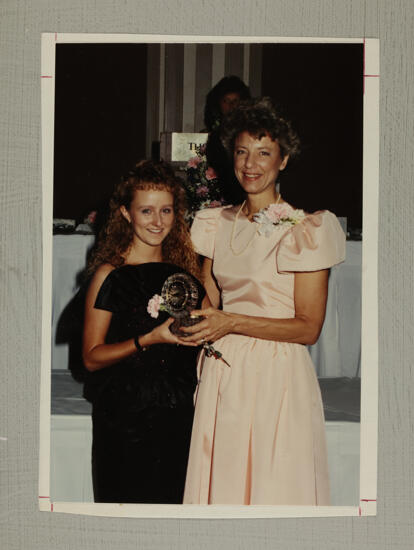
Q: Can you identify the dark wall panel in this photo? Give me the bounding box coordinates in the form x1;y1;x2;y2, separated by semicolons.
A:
249;44;263;97
146;44;161;158
195;44;213;131
54;44;147;221
262;43;363;228
164;44;184;132
225;43;244;78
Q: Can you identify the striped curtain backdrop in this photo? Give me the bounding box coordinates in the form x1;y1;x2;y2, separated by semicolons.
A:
145;43;263;157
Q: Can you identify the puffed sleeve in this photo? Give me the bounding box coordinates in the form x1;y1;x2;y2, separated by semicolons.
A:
276;210;346;273
94;270;119;313
190;207;226;258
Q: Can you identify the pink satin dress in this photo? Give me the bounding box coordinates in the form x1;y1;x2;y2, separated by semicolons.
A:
183;205;346;505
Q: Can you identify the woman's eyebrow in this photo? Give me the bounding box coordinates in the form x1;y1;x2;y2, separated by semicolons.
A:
138;203;173;207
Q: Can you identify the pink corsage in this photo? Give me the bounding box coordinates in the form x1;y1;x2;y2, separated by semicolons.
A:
253;203;306;237
147;294;166;319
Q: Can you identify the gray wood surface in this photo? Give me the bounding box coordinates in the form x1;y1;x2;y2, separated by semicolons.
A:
1;0;413;548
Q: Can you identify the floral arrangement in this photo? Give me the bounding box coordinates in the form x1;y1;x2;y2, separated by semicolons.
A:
85;210;97;225
253;203;306;237
183;144;226;219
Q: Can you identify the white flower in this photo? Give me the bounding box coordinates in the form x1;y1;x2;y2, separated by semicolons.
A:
147;294;164;318
253;203;306;237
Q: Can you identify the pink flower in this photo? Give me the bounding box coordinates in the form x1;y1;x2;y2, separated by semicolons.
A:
265;207;281;223
266;203;293;223
205;166;218;180
147;294;163;319
196;185;209;196
208;200;223;208
187;156;202;168
86;210;97;224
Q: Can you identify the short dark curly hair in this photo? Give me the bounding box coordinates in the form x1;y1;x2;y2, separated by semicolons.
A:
204;75;251;131
220;97;300;160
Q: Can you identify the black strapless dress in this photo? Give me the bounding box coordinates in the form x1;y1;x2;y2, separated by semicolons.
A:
84;263;203;504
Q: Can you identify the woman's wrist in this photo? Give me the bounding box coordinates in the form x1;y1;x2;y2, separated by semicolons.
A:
134;334;150;351
224;311;238;334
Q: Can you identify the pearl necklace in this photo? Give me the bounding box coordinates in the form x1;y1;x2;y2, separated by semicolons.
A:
230;194;281;256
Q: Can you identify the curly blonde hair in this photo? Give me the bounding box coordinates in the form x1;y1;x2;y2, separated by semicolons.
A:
87;160;201;279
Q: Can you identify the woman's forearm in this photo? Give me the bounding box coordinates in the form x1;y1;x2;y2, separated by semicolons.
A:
226;312;323;345
182;308;324;346
83;330;165;371
83;318;189;371
83;338;141;371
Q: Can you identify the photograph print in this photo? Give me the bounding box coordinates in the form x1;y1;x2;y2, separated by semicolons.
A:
40;34;378;518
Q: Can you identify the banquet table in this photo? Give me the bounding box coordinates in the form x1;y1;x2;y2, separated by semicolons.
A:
51;234;362;378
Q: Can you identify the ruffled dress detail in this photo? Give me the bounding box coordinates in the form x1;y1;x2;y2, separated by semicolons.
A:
183;206;345;505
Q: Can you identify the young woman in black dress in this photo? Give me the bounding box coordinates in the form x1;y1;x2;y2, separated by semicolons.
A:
82;160;204;504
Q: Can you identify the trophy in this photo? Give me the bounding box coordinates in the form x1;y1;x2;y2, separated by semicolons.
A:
161;273;204;336
160;272;230;366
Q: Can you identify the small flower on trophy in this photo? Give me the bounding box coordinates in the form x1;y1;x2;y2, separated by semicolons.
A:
147;294;166;319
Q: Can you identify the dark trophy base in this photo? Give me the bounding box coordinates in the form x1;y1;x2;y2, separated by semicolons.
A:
170;314;204;337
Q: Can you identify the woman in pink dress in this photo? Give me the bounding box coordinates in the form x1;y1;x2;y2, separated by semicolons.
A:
182;98;346;505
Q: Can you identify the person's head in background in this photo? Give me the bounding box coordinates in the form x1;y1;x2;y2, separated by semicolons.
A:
203;76;251;132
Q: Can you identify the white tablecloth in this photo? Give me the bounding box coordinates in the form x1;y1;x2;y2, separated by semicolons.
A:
52;235;362;378
309;241;362;378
